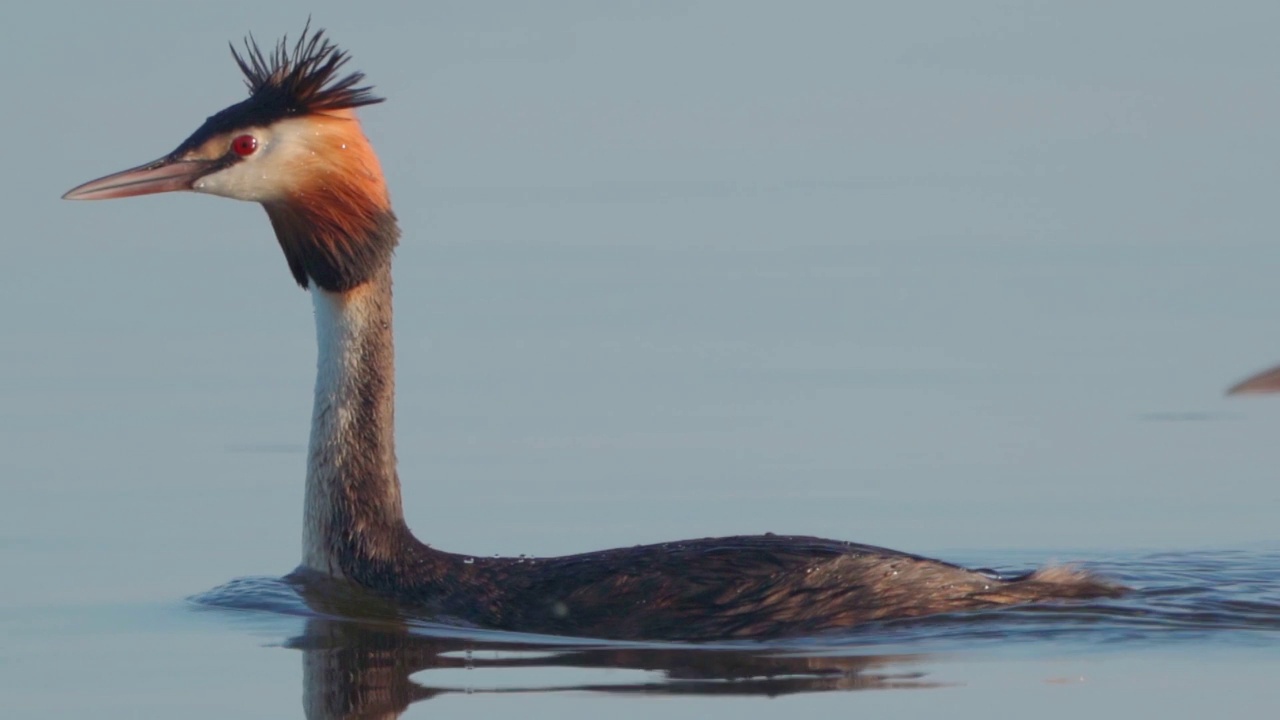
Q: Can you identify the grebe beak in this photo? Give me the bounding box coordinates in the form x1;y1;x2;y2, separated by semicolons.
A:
1227;364;1280;395
63;155;221;201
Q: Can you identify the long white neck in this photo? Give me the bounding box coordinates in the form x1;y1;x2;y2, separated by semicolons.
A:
302;264;407;576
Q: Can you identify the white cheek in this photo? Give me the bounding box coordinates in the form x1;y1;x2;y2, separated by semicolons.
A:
192;129;310;202
193;147;297;202
192;165;279;202
189;120;328;202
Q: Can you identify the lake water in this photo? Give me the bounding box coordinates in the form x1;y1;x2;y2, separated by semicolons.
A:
3;1;1280;717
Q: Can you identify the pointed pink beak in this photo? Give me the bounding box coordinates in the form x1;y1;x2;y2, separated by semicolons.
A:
1228;364;1280;395
63;156;220;200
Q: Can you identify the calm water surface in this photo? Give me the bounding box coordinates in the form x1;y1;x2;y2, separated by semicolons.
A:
4;1;1280;717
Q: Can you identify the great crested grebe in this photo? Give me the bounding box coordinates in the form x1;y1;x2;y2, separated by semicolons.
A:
63;26;1122;641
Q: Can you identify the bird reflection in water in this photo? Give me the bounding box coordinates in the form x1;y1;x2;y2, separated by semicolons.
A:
276;572;938;718
292;618;937;718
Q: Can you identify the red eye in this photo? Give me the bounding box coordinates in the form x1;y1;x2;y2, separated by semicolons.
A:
231;134;258;157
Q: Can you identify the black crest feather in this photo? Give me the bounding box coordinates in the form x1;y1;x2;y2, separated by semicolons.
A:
231;22;384;120
174;23;383;152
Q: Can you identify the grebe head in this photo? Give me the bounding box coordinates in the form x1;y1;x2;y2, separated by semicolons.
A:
62;24;396;292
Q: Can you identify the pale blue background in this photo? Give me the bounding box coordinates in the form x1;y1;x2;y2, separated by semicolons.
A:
2;1;1279;716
